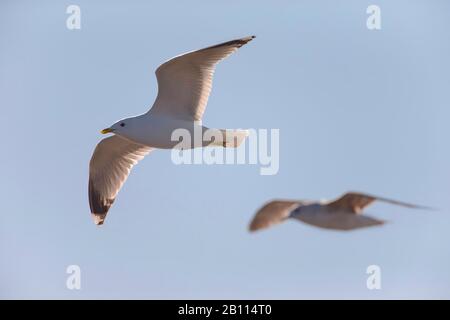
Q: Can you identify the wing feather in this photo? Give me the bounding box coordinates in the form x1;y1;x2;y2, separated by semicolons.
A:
326;192;431;214
249;200;301;232
149;36;255;121
88;136;152;225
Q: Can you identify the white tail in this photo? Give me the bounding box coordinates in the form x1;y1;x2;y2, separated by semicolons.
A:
209;129;249;148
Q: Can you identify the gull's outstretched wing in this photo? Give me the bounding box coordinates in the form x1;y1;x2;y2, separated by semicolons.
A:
326;192;431;214
149;36;255;122
249;200;301;232
88;136;152;225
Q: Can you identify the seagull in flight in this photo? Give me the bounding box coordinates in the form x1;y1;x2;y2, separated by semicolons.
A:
249;192;432;232
89;36;255;225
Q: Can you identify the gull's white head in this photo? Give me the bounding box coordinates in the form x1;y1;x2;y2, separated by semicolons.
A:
101;118;134;136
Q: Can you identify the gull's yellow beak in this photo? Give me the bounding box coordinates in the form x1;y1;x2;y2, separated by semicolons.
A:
101;128;114;134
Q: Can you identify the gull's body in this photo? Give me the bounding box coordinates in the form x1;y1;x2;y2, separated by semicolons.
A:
89;36;255;225
249;192;431;232
288;202;385;230
109;114;214;149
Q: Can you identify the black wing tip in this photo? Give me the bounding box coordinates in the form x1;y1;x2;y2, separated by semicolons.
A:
237;35;256;46
88;179;114;225
209;35;256;50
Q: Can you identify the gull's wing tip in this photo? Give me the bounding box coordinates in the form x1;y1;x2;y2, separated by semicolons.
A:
340;191;436;212
414;204;438;211
248;216;272;233
375;196;437;211
245;35;256;42
223;35;256;48
248;223;261;233
91;213;106;226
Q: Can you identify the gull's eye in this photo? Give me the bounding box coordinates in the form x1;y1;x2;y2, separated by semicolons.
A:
120;123;125;127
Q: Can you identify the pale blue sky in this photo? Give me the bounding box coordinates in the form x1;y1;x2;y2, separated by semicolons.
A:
1;0;450;299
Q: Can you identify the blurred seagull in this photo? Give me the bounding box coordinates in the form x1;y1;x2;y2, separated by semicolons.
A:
249;192;432;232
88;36;255;225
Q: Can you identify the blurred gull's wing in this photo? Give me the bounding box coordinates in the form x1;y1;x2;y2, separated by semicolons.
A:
249;200;301;232
326;192;431;214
